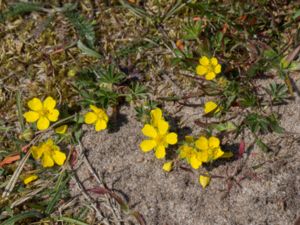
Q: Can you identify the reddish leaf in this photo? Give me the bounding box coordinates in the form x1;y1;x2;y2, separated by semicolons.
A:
70;148;78;168
176;40;185;51
88;187;110;195
193;16;200;21
88;187;146;224
0;154;20;167
238;140;245;159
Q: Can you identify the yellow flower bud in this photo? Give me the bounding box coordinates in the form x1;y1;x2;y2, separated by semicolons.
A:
19;128;34;141
199;174;211;188
162;161;173;172
67;69;77;77
23;174;38;185
55;125;68;134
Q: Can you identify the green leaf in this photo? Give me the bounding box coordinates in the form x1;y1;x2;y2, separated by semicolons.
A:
53;216;89;225
95;65;125;84
1;211;43;225
182;20;202;40
77;40;102;59
45;172;70;214
16;91;25;131
211;121;237;132
293;8;300;20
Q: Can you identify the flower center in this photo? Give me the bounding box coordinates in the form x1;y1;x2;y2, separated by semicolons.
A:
206;64;214;73
39;108;49;117
155;134;165;145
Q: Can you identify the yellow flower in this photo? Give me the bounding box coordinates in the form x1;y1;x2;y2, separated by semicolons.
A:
84;105;109;131
23;174;38;185
195;136;224;162
204;101;220;114
196;56;221;80
140;120;178;159
162;161;173;172
199;174;211;188
55;125;68;134
23;97;60;131
30;139;66;168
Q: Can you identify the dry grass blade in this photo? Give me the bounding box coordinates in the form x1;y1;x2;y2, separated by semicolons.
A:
2;151;31;198
11;186;46;208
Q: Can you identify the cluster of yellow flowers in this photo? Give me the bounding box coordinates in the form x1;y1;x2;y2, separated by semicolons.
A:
22;96;109;185
139;106;232;188
179;136;225;169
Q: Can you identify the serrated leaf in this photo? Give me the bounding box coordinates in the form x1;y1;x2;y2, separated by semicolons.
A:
2;2;43;22
64;10;96;48
211;121;236;132
256;139;268;152
77;40;102;58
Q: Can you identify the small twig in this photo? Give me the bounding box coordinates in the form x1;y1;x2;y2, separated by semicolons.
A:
71;174;110;225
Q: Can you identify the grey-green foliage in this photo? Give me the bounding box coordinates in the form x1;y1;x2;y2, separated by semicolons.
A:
64;9;95;48
0;2;43;22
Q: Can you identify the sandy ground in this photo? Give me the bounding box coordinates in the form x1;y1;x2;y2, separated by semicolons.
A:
72;76;300;225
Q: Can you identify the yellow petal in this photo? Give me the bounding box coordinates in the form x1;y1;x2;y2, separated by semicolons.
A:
45;139;54;146
208;136;220;148
199;174;211;188
41;153;54;168
23;111;40;123
30;146;43;159
198;150;209;163
213;147;224;160
90;105;100;113
43;96;56;110
55;125;68;134
28;98;43;111
165;133;177;145
210;57;218;66
214;64;221;74
179;145;188;159
190;155;202;169
155;145;166;159
84;112;97;124
196;65;208;76
101;111;109;122
47;109;59;122
142;124;157;138
52;150;66;166
221;151;233;158
195;136;208;150
199;56;210;66
140;140;156;152
204;101;219;114
95;119;107;131
151;108;163;126
205;72;216;80
157;120;169;135
37;117;50;130
162;161;173;172
23;174;38;185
